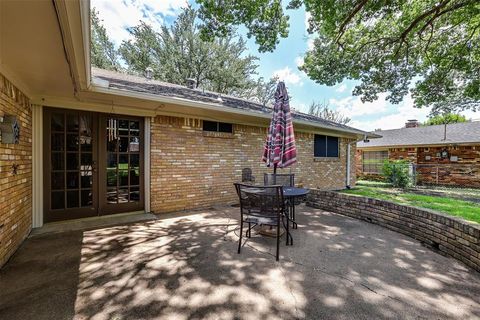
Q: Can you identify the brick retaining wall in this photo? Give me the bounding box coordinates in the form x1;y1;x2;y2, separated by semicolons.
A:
306;190;480;272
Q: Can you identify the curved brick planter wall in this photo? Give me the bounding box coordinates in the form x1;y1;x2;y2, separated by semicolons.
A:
306;190;480;272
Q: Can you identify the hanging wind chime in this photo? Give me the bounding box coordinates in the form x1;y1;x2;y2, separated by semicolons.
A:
108;104;118;142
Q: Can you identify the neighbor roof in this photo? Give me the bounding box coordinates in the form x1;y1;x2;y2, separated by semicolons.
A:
357;121;480;148
92;68;369;136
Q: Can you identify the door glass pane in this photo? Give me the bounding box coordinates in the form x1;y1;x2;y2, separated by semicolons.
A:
107;188;117;204
67;191;79;208
81;190;93;207
66;153;79;170
67;115;79;132
81;153;92;169
130;169;139;185
118;120;129;136
51;172;64;190
66;172;79;189
130;186;140;202
107;169;117;187
52;134;64;151
119;170;129;186
119;137;128;152
118;188;129;203
130;154;139;167
51;192;64;210
66;134;79;151
52;153;64;170
80;136;92;152
119;154;128;166
129;137;140;152
81;171;93;188
51;113;64;131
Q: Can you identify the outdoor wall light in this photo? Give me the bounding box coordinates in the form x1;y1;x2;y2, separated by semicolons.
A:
0;115;20;144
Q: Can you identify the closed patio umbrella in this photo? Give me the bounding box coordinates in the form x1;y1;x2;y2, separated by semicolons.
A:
262;81;297;173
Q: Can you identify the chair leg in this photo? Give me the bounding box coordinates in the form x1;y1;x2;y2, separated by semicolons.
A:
276;218;280;261
238;219;243;254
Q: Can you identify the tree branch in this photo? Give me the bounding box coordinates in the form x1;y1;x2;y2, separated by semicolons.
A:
336;0;369;43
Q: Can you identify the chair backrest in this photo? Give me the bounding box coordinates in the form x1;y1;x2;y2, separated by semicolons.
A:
241;168;255;183
264;173;294;187
234;183;284;218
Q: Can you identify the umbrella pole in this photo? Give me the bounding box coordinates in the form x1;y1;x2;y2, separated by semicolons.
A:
273;163;277;174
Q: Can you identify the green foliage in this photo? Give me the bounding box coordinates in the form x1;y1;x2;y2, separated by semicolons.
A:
195;0;480;114
308;100;351;124
424;113;467;126
382;160;412;188
90;9;120;71
118;7;272;100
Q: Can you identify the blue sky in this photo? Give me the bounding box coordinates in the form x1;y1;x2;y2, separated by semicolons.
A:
91;0;478;131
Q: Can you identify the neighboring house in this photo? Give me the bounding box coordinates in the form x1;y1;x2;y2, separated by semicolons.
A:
357;120;480;187
0;1;373;267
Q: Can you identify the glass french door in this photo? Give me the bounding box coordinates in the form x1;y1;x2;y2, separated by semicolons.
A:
43;108;144;223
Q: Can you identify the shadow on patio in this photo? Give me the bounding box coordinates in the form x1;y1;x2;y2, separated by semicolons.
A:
1;205;479;319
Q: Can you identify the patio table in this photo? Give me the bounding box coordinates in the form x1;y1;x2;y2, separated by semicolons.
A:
282;187;309;229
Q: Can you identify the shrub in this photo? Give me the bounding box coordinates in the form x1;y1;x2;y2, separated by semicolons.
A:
382;160;412;188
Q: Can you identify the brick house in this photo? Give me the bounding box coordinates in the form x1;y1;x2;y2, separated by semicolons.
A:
356;120;480;187
0;1;373;267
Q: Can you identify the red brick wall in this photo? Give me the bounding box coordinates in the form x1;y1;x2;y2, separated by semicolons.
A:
0;73;32;267
150;115;356;213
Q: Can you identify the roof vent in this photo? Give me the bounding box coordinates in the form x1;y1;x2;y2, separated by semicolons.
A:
186;78;197;89
405;119;420;128
144;67;153;80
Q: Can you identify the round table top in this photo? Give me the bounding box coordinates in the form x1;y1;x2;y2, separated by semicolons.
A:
282;187;310;197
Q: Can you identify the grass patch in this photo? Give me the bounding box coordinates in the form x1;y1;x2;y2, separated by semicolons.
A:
342;183;480;224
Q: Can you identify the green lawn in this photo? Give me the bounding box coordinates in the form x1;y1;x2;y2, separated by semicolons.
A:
341;182;480;224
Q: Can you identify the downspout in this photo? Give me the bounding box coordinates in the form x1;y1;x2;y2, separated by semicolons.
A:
346;134;370;189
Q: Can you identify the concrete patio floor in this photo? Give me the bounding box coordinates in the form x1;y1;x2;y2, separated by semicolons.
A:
1;205;479;320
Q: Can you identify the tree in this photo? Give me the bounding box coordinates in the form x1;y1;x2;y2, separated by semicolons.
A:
308;100;351;125
90;9;120;71
196;1;480;114
118;7;262;99
241;76;278;106
424;113;467;126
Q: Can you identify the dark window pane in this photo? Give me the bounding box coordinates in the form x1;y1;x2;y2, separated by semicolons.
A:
119;154;128;166
81;171;93;188
81;190;93;207
66;114;79;132
130;168;139;185
130;121;140;136
118;188;129;203
66;153;79;170
119;170;129;186
203;121;218;132
118;120;129;136
119;137;128;152
130;186;140;202
327;136;339;157
218;122;233;133
52;133;64;151
107;153;117;168
66;134;79;151
107;169;117;187
107;139;117;152
81;153;92;170
80;136;92;152
130;154;139;167
51;113;64;131
66;172;79;189
314;135;327;157
67;191;79;208
107;188;117;204
79;115;92;136
52;153;64;170
51;192;64;210
51;172;64;190
129;137;140;152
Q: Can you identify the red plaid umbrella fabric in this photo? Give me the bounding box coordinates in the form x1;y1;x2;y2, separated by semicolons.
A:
262;82;297;171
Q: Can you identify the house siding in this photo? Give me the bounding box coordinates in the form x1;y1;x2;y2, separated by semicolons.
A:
150;115;356;213
0;73;32;267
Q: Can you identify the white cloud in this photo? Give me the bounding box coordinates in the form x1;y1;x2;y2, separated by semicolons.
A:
307;38;315;50
295;56;304;67
348;95;429;131
304;12;311;31
273;67;303;86
335;83;347;93
329;93;389;118
91;0;187;47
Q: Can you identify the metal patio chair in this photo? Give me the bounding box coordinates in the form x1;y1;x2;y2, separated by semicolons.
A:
234;183;291;261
